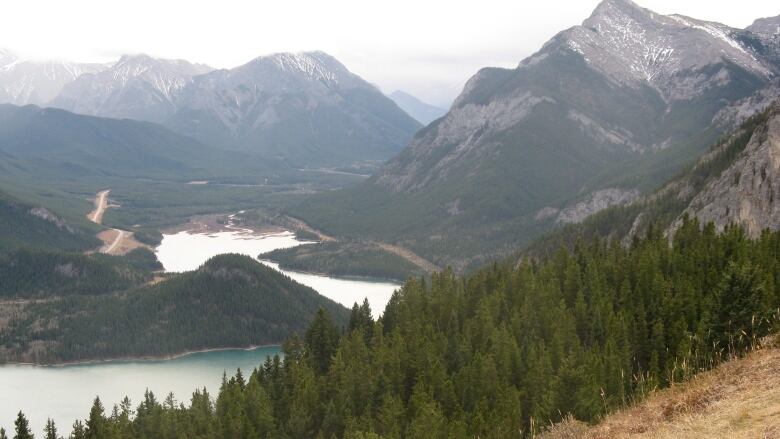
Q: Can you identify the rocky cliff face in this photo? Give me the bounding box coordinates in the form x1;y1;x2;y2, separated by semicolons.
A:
679;104;780;236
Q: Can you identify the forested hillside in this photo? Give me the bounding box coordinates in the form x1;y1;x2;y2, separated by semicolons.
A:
7;218;779;437
0;248;158;298
0;189;98;253
0;254;349;363
260;241;425;282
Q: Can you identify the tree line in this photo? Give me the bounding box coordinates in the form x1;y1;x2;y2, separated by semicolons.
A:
4;217;780;437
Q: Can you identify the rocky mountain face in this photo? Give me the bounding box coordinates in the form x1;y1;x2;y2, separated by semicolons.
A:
747;15;780;37
50;54;213;123
677;103;780;236
0;49;106;106
166;52;421;166
389;90;447;125
294;0;780;269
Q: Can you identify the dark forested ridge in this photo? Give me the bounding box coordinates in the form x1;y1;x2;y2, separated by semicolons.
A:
0;254;349;363
0;248;159;298
8;219;779;438
0;189;98;253
260;241;424;282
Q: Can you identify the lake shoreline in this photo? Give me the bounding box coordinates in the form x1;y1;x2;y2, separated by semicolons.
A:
258;258;407;284
2;344;282;368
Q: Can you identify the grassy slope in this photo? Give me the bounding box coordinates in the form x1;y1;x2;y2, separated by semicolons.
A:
542;339;780;438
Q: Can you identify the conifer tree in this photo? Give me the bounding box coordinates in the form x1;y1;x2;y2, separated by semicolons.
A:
13;412;32;439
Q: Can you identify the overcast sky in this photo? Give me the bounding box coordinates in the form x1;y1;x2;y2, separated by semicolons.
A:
1;0;778;107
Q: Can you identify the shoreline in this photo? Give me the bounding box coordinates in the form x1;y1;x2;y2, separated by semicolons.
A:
2;344;282;368
258;258;406;285
161;212;286;236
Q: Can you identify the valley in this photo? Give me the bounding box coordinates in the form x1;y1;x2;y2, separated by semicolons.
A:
1;0;780;437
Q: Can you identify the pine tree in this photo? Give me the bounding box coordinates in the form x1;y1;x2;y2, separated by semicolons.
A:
13;412;32;439
69;421;84;439
43;419;57;439
305;308;340;374
85;397;105;439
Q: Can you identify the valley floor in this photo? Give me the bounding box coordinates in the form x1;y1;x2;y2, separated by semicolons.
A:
543;340;780;438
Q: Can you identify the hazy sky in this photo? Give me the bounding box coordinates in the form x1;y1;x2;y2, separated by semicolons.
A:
1;0;777;107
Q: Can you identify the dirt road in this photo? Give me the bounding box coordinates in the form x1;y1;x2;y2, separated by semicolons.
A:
87;190;148;256
87;189;110;224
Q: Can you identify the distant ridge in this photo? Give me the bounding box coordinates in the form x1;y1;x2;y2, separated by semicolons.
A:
389;90;447;125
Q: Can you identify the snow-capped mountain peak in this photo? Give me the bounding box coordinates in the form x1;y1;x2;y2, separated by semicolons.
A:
544;0;775;99
242;51;355;88
49;54;214;121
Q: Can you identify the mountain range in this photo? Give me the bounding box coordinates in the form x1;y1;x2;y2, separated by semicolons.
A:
292;0;780;269
0;49;106;106
1;50;420;168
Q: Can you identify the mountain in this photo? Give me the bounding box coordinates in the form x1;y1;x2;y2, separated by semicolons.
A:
747;15;780;37
50;54;213;123
49;51;421;167
673;103;780;236
0;254;349;363
528;100;780;256
0;49;106;106
0;104;234;182
292;0;780;270
166;51;421;166
389;90;447;125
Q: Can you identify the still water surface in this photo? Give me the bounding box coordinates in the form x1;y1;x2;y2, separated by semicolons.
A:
2;224;400;433
0;347;281;434
155;228;401;314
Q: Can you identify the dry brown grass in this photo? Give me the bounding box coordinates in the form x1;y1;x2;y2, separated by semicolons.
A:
541;342;780;439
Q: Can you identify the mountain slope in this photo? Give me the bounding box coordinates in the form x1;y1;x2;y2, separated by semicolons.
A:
167;51;421;166
542;340;780;439
0;189;99;253
528;101;780;256
50;54;213;123
0;104;235;181
0;49;106;106
677;103;780;236
389;90;447;125
293;0;780;270
0;254;349;363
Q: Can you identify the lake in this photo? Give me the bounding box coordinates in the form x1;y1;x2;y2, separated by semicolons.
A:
0;346;281;435
155;226;401;314
1;220;401;434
